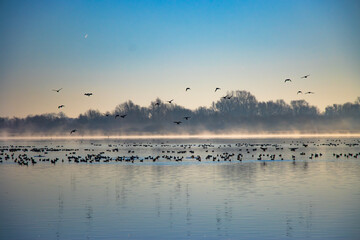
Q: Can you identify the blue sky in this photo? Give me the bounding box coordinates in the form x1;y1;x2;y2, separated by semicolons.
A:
0;0;359;117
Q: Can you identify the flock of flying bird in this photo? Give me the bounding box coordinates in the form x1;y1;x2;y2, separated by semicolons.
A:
285;74;314;94
52;74;313;134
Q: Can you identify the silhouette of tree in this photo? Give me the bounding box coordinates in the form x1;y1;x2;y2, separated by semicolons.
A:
0;93;359;135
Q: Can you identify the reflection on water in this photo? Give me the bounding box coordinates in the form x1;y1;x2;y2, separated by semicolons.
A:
0;138;359;239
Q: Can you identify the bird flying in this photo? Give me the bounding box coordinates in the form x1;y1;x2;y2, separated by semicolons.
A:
284;79;292;83
52;88;63;93
215;88;221;92
174;121;182;125
120;114;127;118
184;116;191;120
84;93;93;96
58;105;65;109
305;91;314;94
167;99;174;104
301;75;310;79
186;88;191;91
297;91;302;94
70;129;77;134
115;114;120;119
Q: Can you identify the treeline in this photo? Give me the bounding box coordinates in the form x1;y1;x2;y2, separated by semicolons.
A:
1;91;359;136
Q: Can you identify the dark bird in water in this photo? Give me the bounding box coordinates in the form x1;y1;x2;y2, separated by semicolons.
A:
52;88;63;93
115;114;120;119
120;114;127;118
70;129;77;134
184;116;191;120
284;79;292;83
305;91;314;94
58;105;65;109
167;99;174;104
301;74;310;79
174;121;182;125
297;91;302;94
84;93;93;96
215;88;221;92
186;88;191;91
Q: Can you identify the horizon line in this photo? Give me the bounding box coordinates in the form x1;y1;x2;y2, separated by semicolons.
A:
1;133;360;141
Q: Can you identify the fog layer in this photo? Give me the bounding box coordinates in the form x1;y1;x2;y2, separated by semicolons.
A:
1;91;359;136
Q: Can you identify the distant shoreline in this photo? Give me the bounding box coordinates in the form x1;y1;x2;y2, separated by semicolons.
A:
1;133;360;140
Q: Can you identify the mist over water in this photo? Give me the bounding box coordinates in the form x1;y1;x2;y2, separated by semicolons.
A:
1;91;359;137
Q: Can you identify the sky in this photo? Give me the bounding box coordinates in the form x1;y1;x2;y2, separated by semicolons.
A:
0;0;359;118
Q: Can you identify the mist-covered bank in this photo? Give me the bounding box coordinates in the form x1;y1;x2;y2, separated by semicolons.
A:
1;91;359;136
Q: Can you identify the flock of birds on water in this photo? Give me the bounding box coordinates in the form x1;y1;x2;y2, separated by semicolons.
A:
52;74;314;135
1;139;359;166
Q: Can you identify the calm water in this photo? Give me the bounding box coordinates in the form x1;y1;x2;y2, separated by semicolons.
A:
0;138;360;239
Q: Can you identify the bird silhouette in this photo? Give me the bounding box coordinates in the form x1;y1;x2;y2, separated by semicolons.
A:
120;114;127;118
184;116;191;120
284;79;292;83
105;113;110;117
70;129;77;134
154;102;161;107
301;75;310;79
58;105;65;109
227;95;233;99
52;88;63;93
167;99;174;104
305;91;314;94
115;114;120;119
186;88;191;91
174;121;182;125
297;91;302;94
84;93;93;96
215;88;221;92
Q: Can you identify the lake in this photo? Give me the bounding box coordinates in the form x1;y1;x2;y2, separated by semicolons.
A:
0;137;359;239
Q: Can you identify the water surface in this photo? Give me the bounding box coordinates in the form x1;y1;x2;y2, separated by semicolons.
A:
0;138;359;239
